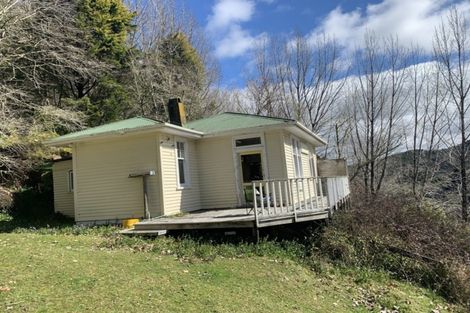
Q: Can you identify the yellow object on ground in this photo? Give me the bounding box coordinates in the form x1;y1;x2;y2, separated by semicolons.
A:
122;218;140;229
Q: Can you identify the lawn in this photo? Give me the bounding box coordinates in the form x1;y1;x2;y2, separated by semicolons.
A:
0;214;459;312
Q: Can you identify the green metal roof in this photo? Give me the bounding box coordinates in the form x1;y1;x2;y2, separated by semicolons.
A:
185;112;293;134
47;117;161;144
46;112;320;146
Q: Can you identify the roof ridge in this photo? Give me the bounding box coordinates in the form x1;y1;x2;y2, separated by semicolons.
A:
79;116;161;131
134;116;166;124
222;111;294;122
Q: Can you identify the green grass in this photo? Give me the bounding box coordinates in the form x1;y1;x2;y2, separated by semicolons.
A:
0;213;461;312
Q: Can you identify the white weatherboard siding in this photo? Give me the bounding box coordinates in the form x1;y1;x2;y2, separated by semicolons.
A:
196;136;238;209
301;143;315;178
265;130;287;179
283;131;320;197
159;134;201;215
284;131;317;179
74;133;160;222
52;160;74;217
283;131;295;178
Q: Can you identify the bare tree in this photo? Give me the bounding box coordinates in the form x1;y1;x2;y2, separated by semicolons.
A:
125;0;221;121
245;38;280;116
404;49;448;200
434;8;470;221
0;0;89;187
349;33;409;195
246;33;346;134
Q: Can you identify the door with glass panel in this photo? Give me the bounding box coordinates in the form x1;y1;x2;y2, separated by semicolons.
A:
239;152;263;206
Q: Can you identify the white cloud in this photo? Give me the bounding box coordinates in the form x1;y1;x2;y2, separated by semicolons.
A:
206;0;255;32
215;25;267;58
207;0;264;59
309;0;470;53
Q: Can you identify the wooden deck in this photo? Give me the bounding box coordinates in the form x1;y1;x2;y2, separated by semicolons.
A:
130;176;350;234
132;207;333;231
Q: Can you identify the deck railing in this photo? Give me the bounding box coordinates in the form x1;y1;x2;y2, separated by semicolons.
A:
250;176;350;226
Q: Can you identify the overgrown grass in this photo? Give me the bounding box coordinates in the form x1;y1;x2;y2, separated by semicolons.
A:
0;209;467;312
0;231;458;312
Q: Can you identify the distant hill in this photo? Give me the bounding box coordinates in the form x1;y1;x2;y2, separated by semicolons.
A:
349;144;467;216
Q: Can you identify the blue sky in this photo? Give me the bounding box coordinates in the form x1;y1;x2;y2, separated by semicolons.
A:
182;0;470;87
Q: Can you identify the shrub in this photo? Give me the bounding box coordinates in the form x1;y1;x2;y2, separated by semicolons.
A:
0;186;13;210
8;162;54;217
318;192;470;307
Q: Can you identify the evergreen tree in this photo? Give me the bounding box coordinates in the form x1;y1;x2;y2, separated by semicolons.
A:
78;0;135;65
69;0;135;126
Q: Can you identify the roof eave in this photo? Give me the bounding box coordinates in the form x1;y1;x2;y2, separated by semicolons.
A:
45;123;203;147
163;123;204;137
291;121;327;146
190;121;326;146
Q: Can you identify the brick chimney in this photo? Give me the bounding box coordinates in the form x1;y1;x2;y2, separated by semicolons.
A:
167;98;187;127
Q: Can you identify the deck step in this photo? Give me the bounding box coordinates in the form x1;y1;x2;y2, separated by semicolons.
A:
120;228;167;236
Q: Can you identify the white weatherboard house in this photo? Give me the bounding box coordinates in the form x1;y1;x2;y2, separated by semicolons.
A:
47;100;350;230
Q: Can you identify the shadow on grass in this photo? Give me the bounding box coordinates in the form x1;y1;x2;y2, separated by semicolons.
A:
0;212;76;233
165;220;326;246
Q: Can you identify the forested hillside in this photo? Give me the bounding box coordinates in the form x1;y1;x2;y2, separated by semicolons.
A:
0;0;223;205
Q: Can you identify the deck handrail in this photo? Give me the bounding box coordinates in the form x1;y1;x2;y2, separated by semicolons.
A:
251;176;350;225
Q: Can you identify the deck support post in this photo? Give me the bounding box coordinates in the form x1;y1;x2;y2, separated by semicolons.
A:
252;226;260;243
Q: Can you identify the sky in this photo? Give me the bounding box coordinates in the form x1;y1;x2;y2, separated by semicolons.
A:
182;0;470;87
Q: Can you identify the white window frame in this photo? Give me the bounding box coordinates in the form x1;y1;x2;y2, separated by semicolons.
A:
232;133;264;151
309;152;317;177
175;138;190;189
68;170;74;192
291;137;303;178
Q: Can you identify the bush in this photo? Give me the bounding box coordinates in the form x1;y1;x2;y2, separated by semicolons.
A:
0;186;13;210
318;192;470;307
8;162;54;218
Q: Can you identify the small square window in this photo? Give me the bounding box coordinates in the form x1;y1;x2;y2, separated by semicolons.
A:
235;137;261;147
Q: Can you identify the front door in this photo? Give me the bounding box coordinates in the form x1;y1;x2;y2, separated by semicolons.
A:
239;153;263;205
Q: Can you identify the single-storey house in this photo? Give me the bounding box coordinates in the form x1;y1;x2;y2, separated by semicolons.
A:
47;99;349;227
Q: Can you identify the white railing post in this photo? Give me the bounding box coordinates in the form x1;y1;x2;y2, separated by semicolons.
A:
278;181;283;214
266;181;271;215
314;177;320;210
252;182;259;227
307;177;313;211
290;179;297;221
301;179;307;211
319;178;325;209
271;181;277;215
295;179;300;213
259;182;265;217
285;180;290;214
